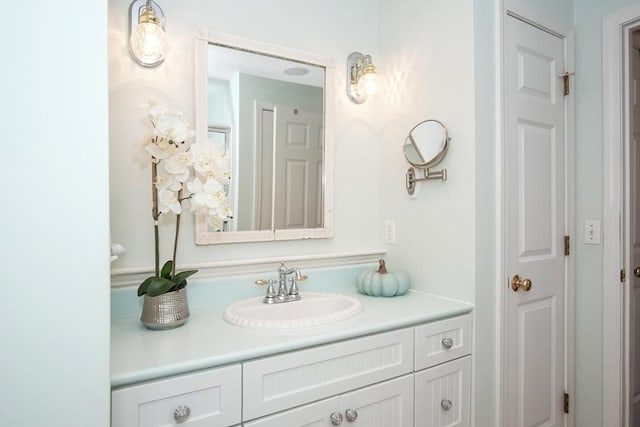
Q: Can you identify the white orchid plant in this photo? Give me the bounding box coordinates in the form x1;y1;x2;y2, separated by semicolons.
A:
136;101;232;297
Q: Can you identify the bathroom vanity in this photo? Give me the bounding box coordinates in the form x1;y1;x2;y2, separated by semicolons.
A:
111;287;472;427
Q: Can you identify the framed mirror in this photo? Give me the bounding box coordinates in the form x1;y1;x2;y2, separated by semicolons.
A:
194;30;334;244
403;119;449;195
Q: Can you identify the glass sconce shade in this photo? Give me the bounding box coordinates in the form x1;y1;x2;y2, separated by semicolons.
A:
130;21;167;65
358;66;378;96
129;0;167;67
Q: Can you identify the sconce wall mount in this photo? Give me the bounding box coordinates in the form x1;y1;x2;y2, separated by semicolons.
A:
129;0;168;68
346;52;378;104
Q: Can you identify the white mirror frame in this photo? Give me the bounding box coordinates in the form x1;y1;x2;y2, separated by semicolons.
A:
193;29;335;244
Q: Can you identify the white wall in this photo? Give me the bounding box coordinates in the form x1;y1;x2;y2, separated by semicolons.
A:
0;1;111;426
376;1;476;302
109;0;382;273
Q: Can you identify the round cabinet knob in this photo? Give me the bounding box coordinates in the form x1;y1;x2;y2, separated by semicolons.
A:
441;399;453;411
345;408;358;422
511;275;532;292
173;405;191;423
441;337;454;349
634;267;640;278
330;412;343;425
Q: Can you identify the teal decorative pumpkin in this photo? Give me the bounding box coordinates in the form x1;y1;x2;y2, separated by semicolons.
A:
355;259;410;297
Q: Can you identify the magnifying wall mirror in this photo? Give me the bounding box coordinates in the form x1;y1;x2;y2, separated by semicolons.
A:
403;119;450;195
194;30;334;244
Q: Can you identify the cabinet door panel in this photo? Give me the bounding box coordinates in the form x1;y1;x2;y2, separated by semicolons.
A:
341;374;414;427
243;397;337;427
414;356;471;427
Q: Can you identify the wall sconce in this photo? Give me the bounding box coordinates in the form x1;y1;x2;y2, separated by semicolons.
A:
346;52;378;104
129;0;168;67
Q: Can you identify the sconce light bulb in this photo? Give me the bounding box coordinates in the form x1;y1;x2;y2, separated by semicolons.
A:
130;10;167;66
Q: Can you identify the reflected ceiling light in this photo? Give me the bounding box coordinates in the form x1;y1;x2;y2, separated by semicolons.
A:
346;52;378;104
129;0;168;67
283;67;310;76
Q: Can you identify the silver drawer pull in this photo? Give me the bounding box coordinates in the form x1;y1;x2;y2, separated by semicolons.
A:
345;408;358;422
173;405;191;423
441;337;454;349
441;399;453;411
330;412;343;425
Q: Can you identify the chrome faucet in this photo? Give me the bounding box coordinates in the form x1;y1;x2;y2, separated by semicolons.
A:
255;261;307;304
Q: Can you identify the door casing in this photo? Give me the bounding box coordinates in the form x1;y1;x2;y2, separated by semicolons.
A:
603;4;640;427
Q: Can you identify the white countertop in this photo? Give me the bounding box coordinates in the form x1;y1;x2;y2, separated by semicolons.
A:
111;288;473;388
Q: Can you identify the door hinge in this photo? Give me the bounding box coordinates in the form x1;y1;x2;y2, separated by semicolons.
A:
559;72;575;96
563;392;570;414
621;268;626;283
564;235;570;256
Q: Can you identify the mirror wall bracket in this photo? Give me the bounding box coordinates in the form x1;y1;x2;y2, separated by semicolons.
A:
406;167;447;195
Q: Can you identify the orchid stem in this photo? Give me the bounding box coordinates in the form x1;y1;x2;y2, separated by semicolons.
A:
172;189;182;279
151;159;160;277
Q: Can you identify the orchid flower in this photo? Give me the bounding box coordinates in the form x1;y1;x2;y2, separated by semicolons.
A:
157;189;182;214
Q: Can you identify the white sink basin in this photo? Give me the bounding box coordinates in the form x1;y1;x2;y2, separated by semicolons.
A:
223;292;362;329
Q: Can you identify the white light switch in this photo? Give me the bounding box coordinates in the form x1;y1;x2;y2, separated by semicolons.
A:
584;220;601;245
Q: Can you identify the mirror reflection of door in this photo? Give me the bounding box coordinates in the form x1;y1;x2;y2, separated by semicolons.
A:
207;125;233;231
255;103;323;230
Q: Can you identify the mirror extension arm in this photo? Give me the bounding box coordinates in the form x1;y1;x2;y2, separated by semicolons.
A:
406;166;447;196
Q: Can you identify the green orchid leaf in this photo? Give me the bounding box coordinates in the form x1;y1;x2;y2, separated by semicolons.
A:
146;277;177;297
160;260;174;279
173;270;198;286
137;276;155;296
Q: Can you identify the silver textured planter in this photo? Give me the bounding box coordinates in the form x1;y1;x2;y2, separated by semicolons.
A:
140;288;190;330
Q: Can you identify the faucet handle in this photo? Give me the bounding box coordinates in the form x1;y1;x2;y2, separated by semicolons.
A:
294;270;308;282
255;279;277;286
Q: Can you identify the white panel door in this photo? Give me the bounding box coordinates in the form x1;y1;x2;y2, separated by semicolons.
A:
629;29;640;427
504;15;567;427
273;105;323;229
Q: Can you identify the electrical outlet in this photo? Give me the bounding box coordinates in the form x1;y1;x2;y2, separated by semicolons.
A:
584;220;601;245
384;220;396;244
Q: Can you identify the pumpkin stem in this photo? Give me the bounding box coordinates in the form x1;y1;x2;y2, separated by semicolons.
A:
377;259;388;274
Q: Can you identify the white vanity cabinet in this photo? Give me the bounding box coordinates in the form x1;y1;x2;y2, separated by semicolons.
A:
111;313;473;427
111;364;241;427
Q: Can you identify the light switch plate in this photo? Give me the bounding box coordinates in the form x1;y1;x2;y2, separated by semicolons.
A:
384;220;396;244
584;220;601;245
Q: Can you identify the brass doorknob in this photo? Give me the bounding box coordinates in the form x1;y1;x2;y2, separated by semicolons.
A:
634;267;640;278
511;275;532;292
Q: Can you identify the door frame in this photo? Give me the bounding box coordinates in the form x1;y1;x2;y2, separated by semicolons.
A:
497;5;575;427
603;4;640;427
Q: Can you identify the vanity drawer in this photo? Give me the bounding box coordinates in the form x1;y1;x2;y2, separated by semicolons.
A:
111;364;241;427
414;314;472;371
242;327;414;420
